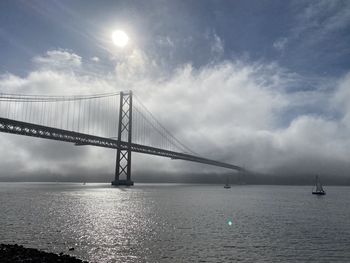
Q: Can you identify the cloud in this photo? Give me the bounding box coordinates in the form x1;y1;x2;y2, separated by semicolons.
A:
273;37;288;51
33;49;82;70
1;48;350;180
292;0;350;43
210;33;224;57
156;36;175;47
301;0;350;32
0;70;114;95
122;61;350;177
91;56;100;62
332;72;350;128
115;48;158;83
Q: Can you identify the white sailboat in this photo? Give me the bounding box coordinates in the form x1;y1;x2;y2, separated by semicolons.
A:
312;175;326;195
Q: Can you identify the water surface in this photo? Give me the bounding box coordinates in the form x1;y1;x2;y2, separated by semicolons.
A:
1;183;350;262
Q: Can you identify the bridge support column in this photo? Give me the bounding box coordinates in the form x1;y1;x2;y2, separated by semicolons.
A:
112;91;134;186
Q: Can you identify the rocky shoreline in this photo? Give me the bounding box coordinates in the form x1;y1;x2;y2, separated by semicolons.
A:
0;244;89;263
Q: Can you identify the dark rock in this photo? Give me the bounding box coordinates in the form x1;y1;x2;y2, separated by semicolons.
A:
0;244;89;263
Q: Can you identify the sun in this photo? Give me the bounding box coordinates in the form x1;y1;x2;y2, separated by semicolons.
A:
112;30;129;48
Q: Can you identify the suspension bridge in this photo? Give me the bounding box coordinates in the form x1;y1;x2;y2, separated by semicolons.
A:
0;91;243;185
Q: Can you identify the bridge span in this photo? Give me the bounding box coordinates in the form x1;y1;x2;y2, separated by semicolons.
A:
0;91;243;185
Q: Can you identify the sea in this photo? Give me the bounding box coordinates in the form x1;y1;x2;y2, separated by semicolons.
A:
1;183;350;263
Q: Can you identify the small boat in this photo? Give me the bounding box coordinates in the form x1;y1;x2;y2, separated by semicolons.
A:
312;175;326;195
224;175;231;189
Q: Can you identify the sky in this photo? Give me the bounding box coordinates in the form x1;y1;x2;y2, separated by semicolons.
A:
0;0;350;183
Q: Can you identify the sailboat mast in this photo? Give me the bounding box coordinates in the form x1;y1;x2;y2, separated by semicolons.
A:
315;176;324;192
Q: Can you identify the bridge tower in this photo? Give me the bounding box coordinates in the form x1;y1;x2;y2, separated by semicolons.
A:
112;91;134;186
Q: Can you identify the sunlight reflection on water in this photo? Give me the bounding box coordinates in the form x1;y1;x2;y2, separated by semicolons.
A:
1;183;350;262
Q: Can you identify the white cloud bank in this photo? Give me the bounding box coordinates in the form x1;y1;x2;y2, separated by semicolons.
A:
1;49;350;180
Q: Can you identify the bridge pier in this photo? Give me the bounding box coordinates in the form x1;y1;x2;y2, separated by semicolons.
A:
111;179;134;186
112;91;134;186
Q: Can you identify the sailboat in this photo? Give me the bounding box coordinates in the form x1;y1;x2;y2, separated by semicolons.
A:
224;175;231;189
312;175;326;195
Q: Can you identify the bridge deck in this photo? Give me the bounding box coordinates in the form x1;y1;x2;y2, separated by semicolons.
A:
0;117;243;171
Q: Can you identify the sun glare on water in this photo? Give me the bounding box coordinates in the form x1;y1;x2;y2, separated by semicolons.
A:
112;30;129;48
